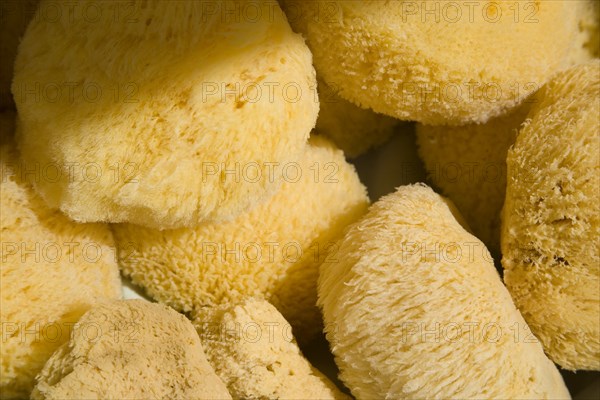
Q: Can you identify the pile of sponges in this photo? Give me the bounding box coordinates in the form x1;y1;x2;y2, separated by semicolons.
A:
1;0;598;399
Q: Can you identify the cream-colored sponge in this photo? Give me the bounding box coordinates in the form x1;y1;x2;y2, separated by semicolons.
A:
193;298;348;399
502;60;600;371
112;136;369;340
13;0;318;229
416;102;531;254
315;79;398;158
0;130;121;399
283;0;582;125
318;184;570;399
0;0;38;107
31;300;231;399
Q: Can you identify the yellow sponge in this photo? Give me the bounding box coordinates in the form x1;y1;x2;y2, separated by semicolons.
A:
194;298;348;399
112;136;369;340
416;103;531;254
31;300;231;400
315;79;398;158
319;184;570;399
0;130;121;399
502;60;600;371
13;0;318;229
283;0;583;125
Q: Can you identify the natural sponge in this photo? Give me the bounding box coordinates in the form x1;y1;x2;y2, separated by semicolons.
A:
416;102;531;254
112;136;369;340
194;298;348;399
31;300;231;399
13;0;318;229
502;60;600;371
0;132;121;399
315;79;398;158
318;184;570;399
283;0;583;125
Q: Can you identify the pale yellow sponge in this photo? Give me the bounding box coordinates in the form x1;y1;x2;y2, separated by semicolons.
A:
315;79;398;158
12;0;318;229
318;184;570;399
416;102;531;254
0;0;38;107
112;136;369;340
31;300;231;400
0;135;121;399
502;60;600;371
283;0;583;125
193;298;349;399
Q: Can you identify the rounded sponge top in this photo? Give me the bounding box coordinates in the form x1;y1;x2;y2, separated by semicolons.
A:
13;0;318;229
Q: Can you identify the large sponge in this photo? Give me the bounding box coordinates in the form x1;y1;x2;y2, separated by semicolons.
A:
502;60;600;371
112;136;369;340
318;184;570;399
31;300;231;399
283;0;583;125
315;79;399;158
12;0;318;229
0;127;121;398
416;102;531;254
194;298;348;399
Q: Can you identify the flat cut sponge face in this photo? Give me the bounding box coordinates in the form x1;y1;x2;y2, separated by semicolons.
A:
112;136;369;340
318;184;569;399
193;298;348;400
502;60;600;371
283;0;582;125
12;0;318;229
0;128;121;399
31;300;232;400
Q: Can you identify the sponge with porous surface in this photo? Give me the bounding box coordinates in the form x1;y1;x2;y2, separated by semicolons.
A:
416;102;531;254
0;127;121;399
31;300;231;400
194;298;348;400
502;60;600;371
319;184;570;399
282;0;583;125
315;79;399;158
13;0;318;229
112;136;369;341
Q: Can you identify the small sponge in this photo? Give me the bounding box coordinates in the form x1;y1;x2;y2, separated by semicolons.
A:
315;79;399;158
31;300;231;399
0;128;121;399
112;136;369;340
502;60;600;371
416;102;531;254
283;0;584;125
319;184;570;399
13;0;318;229
194;298;348;399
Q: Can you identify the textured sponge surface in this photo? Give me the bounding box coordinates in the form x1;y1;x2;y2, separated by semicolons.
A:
315;79;398;158
31;300;231;399
283;0;583;125
318;184;570;399
13;0;318;229
502;60;600;371
0;124;121;399
194;298;348;399
112;136;369;340
416;102;531;254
